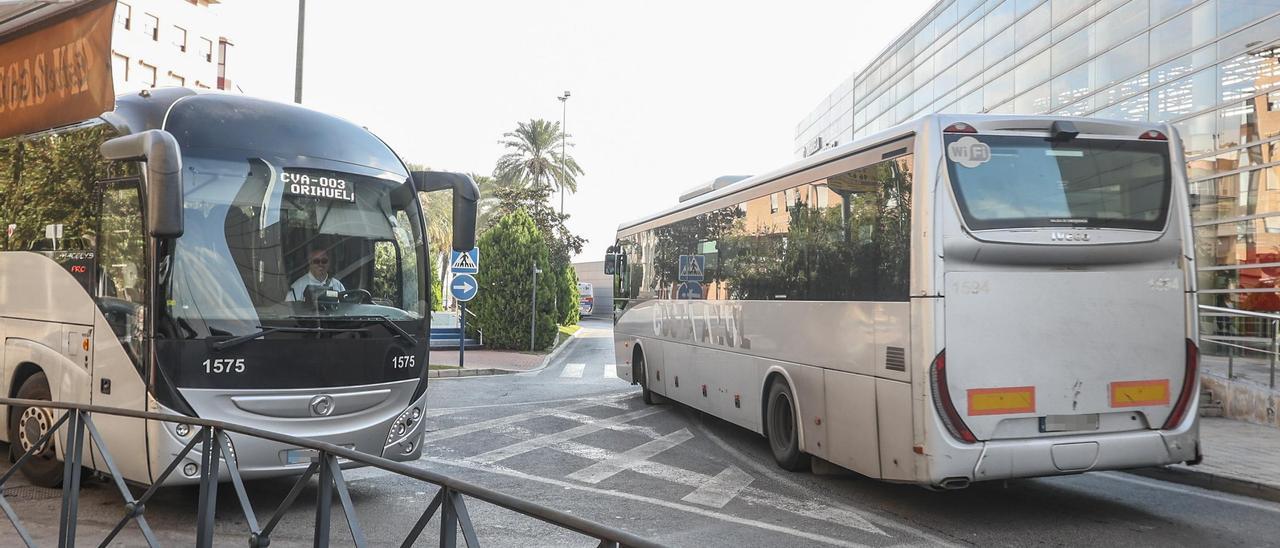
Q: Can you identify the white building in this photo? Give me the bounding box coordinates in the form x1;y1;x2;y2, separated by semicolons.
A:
109;0;234;93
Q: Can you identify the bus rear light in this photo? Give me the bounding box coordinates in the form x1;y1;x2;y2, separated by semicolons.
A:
1162;340;1199;430
1139;130;1168;141
944;122;978;134
929;350;977;443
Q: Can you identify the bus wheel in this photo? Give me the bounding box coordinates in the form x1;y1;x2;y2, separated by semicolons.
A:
634;350;661;405
766;380;810;471
8;372;64;487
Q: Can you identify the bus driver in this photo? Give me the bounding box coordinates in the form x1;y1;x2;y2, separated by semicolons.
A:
286;248;346;301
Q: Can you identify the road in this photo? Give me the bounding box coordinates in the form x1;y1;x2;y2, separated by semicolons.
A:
3;317;1280;546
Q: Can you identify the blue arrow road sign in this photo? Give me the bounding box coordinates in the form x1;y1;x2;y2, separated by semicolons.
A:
450;273;478;302
677;281;703;300
450;247;480;274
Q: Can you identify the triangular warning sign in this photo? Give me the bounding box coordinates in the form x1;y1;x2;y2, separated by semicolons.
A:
680;257;703;278
452;252;477;271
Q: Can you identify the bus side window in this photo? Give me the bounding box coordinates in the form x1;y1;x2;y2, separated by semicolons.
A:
96;181;148;365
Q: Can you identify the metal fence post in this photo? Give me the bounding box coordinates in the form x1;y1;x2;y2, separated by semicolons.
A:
1272;319;1278;389
439;486;458;548
314;452;333;548
195;427;221;548
57;410;85;548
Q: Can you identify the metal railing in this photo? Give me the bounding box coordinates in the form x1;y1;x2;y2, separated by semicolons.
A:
1199;304;1278;388
463;306;484;347
0;397;660;548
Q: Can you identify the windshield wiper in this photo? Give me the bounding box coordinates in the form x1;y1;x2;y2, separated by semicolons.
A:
213;325;367;352
288;315;419;346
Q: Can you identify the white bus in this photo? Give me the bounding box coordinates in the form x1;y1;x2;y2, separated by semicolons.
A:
607;114;1200;488
0;89;477;486
579;282;595;316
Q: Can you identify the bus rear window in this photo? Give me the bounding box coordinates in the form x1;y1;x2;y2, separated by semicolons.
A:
944;135;1171;231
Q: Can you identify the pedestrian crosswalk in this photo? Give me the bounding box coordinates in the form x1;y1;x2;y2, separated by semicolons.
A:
554;362;621;380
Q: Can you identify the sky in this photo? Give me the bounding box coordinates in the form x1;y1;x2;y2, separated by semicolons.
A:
218;0;937;262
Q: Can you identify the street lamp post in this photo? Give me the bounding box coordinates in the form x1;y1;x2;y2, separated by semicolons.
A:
530;263;543;351
557;90;570;215
294;0;305;104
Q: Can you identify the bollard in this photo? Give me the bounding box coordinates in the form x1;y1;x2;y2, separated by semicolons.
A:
1229;350;1235;380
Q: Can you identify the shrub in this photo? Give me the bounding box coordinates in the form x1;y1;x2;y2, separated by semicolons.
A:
558;263;580;326
470;210;557;350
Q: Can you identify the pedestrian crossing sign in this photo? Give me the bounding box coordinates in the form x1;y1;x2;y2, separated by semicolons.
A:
678;255;704;281
451;247;480;274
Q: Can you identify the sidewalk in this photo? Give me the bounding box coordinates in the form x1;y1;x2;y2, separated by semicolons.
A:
431;348;547;372
1132;417;1280;503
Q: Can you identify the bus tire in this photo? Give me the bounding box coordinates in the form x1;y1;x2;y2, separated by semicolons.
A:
766;379;810;472
8;372;64;487
634;349;661;405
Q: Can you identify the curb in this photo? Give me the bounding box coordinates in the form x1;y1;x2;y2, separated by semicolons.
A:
521;327;584;374
1123;466;1280;504
427;368;515;379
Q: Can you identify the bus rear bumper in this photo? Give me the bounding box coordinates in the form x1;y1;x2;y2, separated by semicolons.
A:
931;421;1199;485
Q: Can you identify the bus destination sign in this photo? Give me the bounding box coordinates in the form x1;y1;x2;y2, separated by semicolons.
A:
281;169;356;202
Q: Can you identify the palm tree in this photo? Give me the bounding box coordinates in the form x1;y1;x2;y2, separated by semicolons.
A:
494;119;583;200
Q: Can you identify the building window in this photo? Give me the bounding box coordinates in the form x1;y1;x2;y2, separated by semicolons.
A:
115;3;131;30
112;53;128;81
201;38;213;62
770;192;779;213
142;14;158;41
172;26;187;52
139;62;157;88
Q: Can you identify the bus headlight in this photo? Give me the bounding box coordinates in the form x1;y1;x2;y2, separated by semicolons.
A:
385;406;421;448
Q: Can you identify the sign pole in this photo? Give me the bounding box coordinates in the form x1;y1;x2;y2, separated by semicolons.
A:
530;263;539;352
458;301;466;368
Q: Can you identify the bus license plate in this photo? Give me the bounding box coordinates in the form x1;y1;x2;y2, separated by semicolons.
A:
284;445;354;465
1039;414;1099;433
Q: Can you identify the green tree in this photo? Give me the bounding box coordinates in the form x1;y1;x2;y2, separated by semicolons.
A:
487;182;585;268
557;264;580;326
494;119;583;198
470;210;557;350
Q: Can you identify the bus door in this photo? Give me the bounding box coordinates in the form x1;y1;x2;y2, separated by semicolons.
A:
90;178;152;482
936;125;1192;446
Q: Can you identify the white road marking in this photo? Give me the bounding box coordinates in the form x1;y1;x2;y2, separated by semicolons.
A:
603;363;618;379
681;465;754;508
421;456;874;548
560;363;586;378
479;423;886;535
467;406;664;465
547;409;666;439
691;412;958;546
426;391;634;413
427;395;631;442
568;428;695;484
1095;471;1280;514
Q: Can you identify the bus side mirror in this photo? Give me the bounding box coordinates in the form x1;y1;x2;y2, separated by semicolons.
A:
411;170;479;252
604;253;617;275
100;130;184;238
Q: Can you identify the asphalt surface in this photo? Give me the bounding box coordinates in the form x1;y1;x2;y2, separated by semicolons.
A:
3;317;1280;546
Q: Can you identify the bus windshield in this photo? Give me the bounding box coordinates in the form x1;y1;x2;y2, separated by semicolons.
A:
167;153;426;338
944;134;1171;231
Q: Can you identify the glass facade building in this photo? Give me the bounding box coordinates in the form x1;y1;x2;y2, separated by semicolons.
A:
796;0;1280;332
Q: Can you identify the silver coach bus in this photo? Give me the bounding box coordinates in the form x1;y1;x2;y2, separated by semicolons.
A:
0;89;477;486
607;113;1200;488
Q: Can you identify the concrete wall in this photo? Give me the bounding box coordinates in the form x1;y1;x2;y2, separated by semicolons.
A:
573;260;613;318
